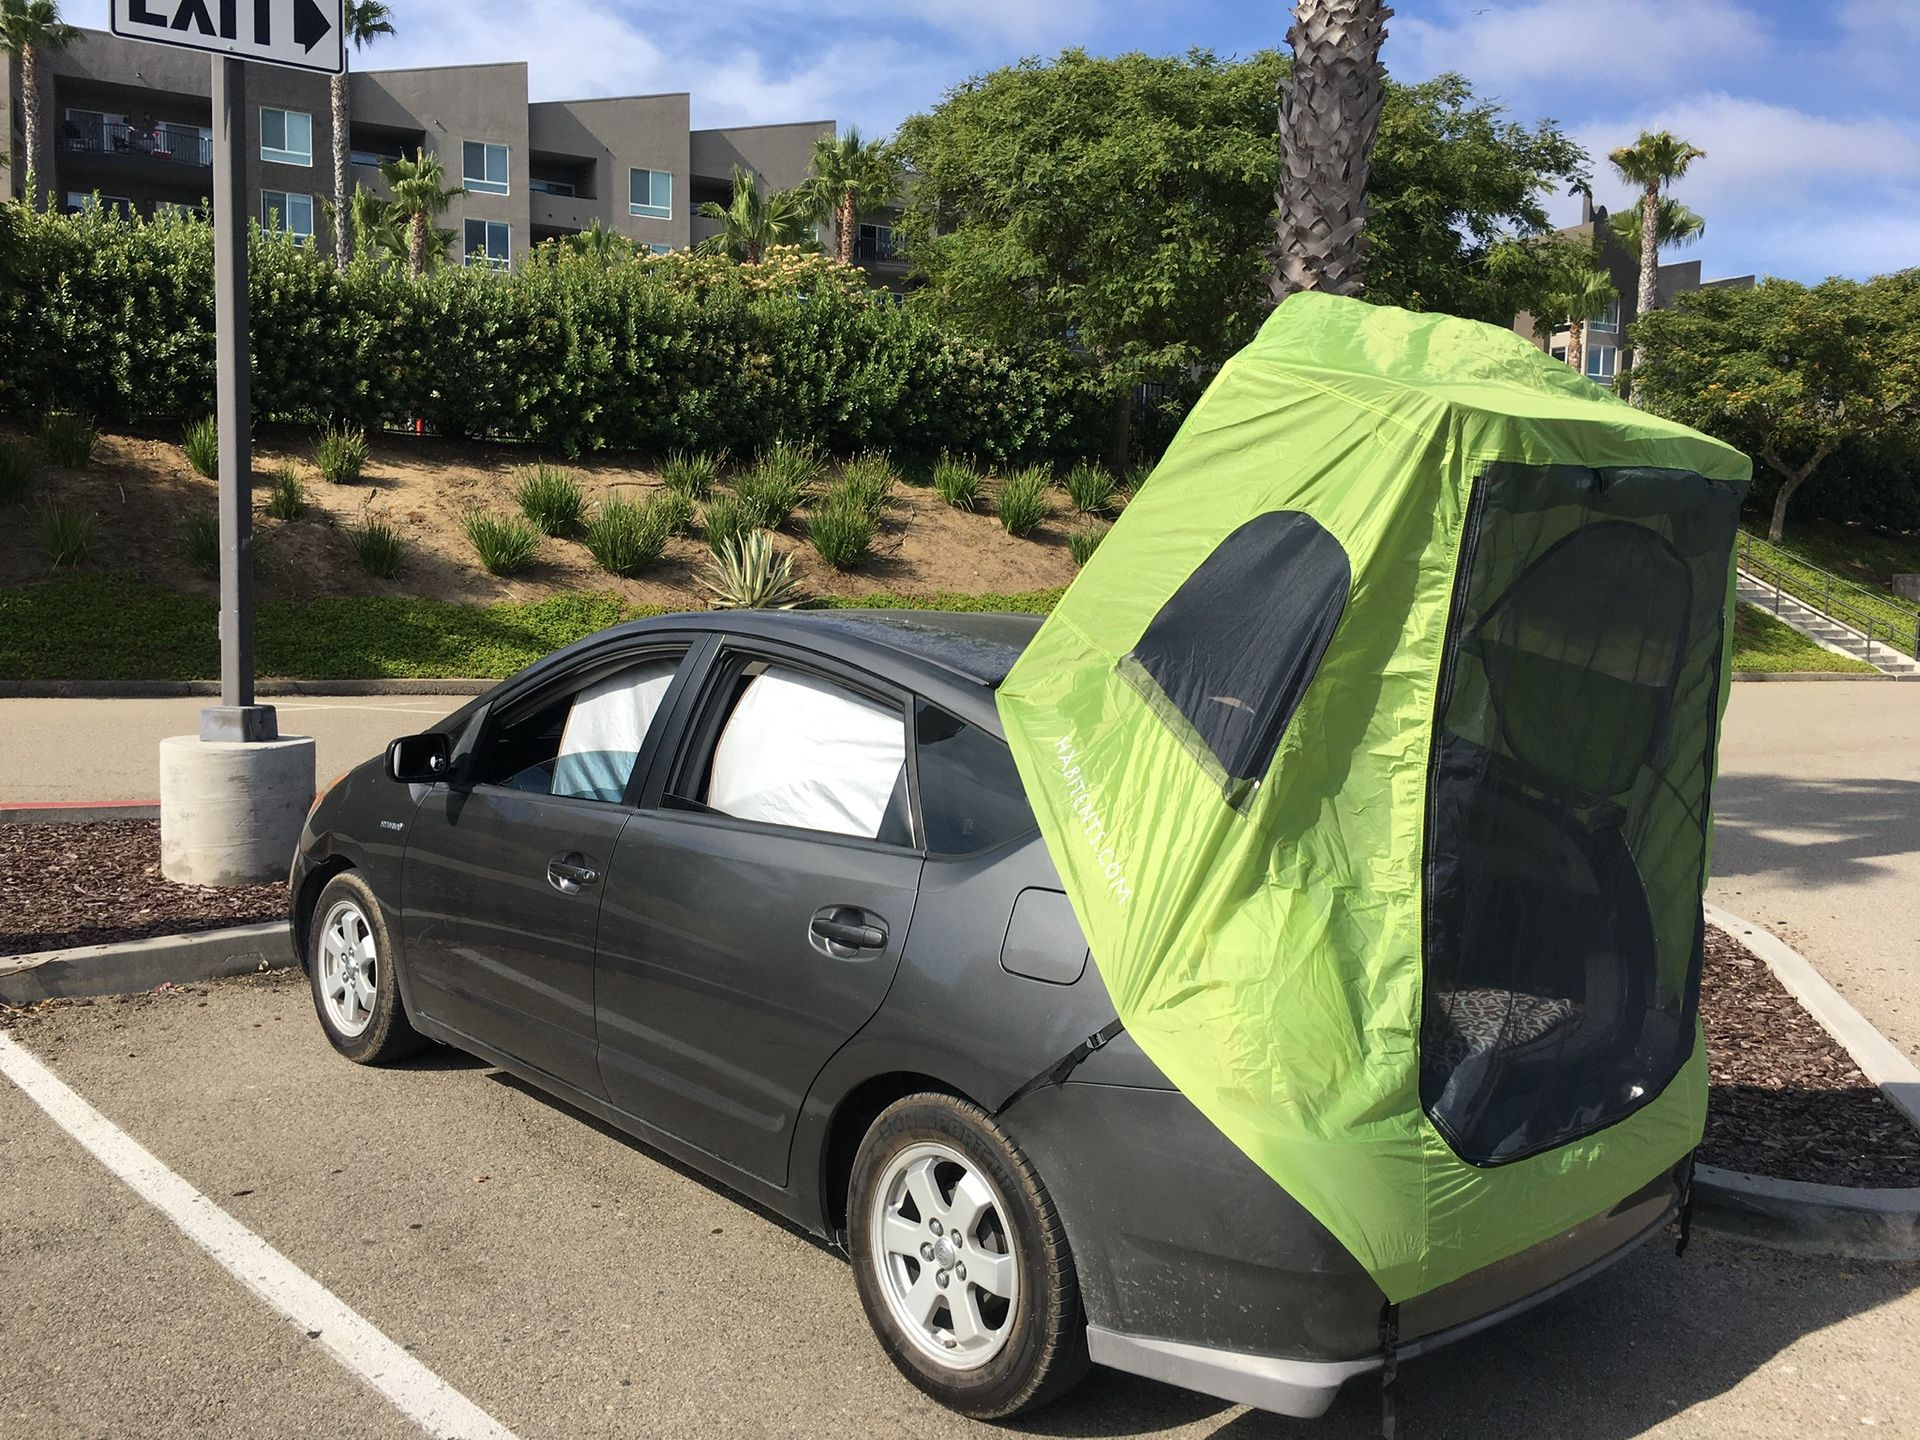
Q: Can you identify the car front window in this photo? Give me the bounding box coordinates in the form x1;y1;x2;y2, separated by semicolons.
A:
471;653;682;803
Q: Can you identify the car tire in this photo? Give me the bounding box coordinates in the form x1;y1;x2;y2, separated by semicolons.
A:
848;1093;1090;1420
307;871;427;1066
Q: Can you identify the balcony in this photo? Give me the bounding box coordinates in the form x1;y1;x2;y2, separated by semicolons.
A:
531;189;600;234
61;119;212;170
853;233;904;266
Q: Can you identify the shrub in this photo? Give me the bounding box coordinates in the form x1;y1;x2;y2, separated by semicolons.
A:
584;494;673;576
703;493;751;555
1063;460;1117;514
266;465;306;520
996;464;1051;536
41;502;98;566
735;446;818;531
932;454;983;511
314;423;370;484
653;488;696;536
463;510;542;575
807;494;877;570
1069;521;1110;566
512;463;587;536
835;451;896;520
43;411;97;469
0;440;34;505
704;530;803;609
353;515;406;578
660;449;723;500
184;508;220;577
182;415;220;480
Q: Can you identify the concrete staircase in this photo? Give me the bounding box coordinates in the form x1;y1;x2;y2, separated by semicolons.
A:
1737;570;1920;678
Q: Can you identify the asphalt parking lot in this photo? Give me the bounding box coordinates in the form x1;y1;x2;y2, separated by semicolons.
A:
3;972;1917;1440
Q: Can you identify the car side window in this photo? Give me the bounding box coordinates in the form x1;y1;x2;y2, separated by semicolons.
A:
671;658;911;844
470;653;683;802
913;702;1038;856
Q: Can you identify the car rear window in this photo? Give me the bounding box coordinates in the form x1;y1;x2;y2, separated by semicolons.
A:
914;702;1037;856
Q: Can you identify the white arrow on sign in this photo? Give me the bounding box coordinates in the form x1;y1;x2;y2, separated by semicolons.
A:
111;0;345;75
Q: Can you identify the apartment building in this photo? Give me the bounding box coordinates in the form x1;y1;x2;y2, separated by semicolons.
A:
1;26;873;274
1513;193;1754;386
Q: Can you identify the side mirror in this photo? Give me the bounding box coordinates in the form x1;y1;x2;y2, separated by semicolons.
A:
386;732;452;784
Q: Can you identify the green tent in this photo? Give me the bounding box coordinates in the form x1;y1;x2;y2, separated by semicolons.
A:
996;293;1749;1305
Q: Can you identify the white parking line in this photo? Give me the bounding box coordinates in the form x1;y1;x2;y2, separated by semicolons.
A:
0;1031;520;1440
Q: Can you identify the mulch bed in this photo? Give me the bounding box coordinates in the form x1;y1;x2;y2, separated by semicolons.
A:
4;821;1916;1186
0;820;283;958
1700;925;1920;1187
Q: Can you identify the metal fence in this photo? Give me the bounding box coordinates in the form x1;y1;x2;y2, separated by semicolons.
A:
59;119;213;168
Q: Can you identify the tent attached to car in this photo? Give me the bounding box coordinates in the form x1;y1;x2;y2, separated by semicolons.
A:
995;292;1750;1305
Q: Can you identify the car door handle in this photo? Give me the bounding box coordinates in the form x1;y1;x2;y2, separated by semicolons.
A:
546;853;601;895
809;908;887;952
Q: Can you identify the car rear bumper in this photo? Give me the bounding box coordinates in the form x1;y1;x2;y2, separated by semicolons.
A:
1085;1192;1676;1418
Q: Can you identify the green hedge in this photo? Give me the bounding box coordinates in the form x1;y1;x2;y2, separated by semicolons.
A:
0;208;1109;463
0;575;1067;680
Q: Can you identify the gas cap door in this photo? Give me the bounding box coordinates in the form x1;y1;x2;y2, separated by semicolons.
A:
1000;887;1089;985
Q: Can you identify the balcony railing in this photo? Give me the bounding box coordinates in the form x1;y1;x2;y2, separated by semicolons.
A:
61;119;212;168
853;234;901;263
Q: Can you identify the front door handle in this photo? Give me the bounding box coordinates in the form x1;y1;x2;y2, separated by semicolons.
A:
546;852;601;895
809;907;888;954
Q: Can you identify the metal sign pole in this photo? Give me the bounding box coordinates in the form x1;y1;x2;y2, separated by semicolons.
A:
202;54;274;743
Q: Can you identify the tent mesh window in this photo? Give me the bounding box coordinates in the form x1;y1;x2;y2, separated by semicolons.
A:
1120;510;1350;807
1421;463;1742;1166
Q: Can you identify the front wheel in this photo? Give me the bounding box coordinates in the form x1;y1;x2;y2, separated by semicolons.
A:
307;871;426;1065
848;1094;1090;1420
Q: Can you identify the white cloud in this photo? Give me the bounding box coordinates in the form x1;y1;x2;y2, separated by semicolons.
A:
1394;0;1769;100
1840;0;1920;47
371;1;673;99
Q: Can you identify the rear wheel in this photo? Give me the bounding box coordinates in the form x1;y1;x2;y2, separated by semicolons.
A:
307;871;426;1065
848;1094;1090;1419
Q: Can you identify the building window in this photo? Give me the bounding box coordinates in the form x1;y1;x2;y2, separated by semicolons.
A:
463;141;509;196
529;176;576;197
856;222;897;261
261;190;314;241
66;192;135;217
1585;346;1618;382
648;243;673;256
1550;345;1568;364
464;217;511;269
1588;299;1621;334
260;107;313;167
629;167;672;220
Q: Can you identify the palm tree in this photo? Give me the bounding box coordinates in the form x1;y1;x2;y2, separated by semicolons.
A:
696;165;814;265
800;128;900;266
330;2;395;270
0;0;82;198
564;220;636;267
1268;0;1392;301
1609;197;1705;261
1540;267;1618;378
1608;131;1706;326
380;151;463;277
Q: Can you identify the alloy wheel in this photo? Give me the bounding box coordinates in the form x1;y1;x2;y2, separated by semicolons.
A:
317;898;378;1038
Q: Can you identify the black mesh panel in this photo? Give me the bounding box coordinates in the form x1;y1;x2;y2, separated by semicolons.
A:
1421;464;1742;1166
1123;511;1349;804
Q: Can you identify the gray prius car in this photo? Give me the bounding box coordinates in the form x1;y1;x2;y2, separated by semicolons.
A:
291;608;1687;1422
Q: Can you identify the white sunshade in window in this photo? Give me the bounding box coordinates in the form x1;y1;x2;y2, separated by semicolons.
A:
551;657;680;802
707;667;904;839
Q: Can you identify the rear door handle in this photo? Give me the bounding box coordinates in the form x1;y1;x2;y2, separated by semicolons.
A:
547;852;601;895
809;907;888;954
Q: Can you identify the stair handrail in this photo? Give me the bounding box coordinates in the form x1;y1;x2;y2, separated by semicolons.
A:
1736;534;1920;662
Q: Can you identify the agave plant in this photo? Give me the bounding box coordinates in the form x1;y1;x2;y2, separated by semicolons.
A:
702;529;804;610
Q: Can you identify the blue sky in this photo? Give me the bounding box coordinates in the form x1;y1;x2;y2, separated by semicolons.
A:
377;0;1919;285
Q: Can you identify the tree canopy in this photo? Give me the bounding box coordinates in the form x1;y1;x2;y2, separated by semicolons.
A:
893;50;1586;387
1634;273;1920;540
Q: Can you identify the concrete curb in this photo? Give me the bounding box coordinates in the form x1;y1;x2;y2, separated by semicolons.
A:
1692;904;1920;1260
0;800;161;825
0;679;494;698
0;922;292;1006
1730;671;1891;682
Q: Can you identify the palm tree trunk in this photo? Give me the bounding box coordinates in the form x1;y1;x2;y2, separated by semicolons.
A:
746;238;763;265
21;43;40;201
331;67;351;269
1567;318;1584;374
1268;0;1393;302
1636;183;1659;321
838;190;855;266
409;211;425;277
